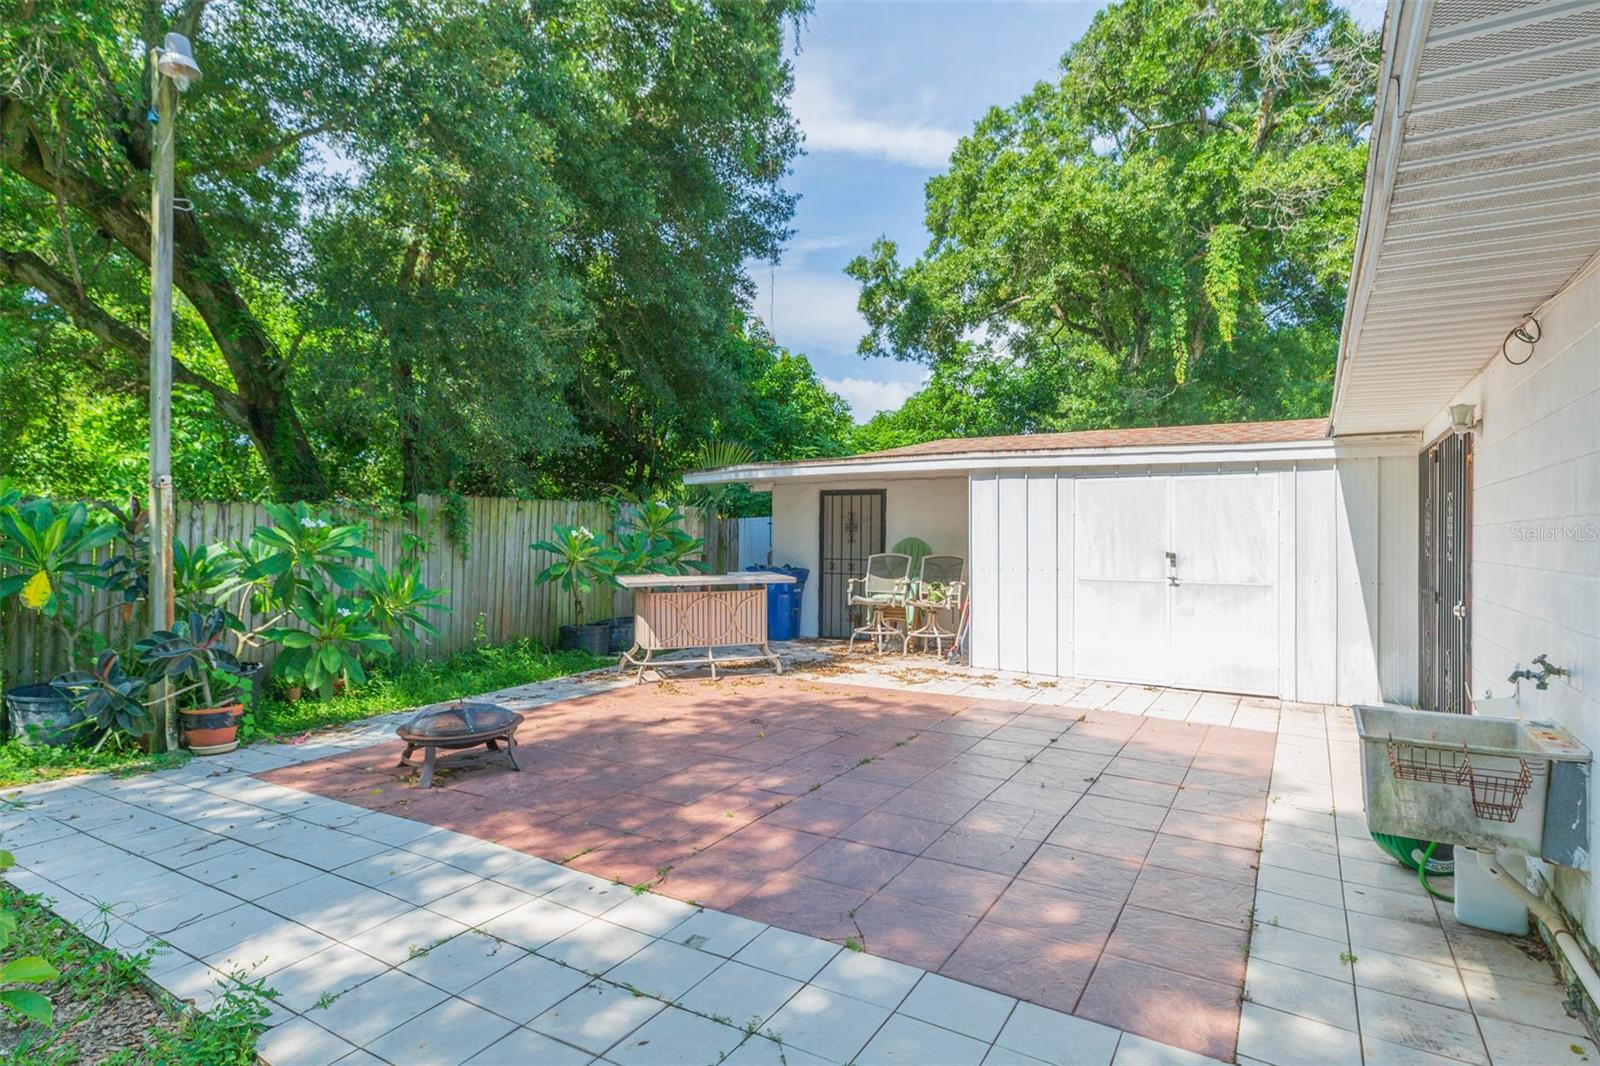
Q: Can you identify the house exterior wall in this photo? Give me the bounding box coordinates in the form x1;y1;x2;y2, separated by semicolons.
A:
1422;264;1599;931
969;460;1418;704
769;477;969;638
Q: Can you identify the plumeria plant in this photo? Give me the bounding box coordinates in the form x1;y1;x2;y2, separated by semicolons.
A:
531;524;617;625
261;583;392;699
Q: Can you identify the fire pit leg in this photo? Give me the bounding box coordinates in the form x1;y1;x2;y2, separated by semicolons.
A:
397;743;417;769
505;734;521;772
417;745;438;789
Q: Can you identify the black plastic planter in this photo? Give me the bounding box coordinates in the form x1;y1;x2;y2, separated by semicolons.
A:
3;683;85;747
608;616;635;653
558;622;612;656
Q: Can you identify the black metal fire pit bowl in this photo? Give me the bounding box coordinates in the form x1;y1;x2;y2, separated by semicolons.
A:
396;701;523;788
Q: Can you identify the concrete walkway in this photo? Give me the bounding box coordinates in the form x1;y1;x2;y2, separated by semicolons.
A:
1;648;1593;1064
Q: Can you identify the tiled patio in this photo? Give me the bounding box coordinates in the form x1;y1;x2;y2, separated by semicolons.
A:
2;647;1594;1065
260;676;1276;1059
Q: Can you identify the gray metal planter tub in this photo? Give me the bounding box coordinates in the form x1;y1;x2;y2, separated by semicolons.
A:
3;683;86;747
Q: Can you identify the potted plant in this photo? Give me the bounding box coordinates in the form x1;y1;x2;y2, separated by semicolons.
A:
261;583;391;701
135;609;251;754
531;524;615;655
50;650;153;752
0;495;119;745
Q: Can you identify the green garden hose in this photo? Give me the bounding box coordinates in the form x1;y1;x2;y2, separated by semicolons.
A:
1370;831;1455;903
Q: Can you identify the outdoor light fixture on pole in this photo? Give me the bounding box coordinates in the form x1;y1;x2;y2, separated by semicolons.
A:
148;31;200;751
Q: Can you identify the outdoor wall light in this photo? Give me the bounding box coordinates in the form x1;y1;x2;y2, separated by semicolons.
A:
1449;402;1479;437
156;33;201;90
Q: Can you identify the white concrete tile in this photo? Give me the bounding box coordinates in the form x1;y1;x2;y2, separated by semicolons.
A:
1344;881;1440;923
457;952;589;1024
259;943;387;1014
609;1005;745;1066
1351;947;1470;1010
544;872;632;916
859;1013;989;1065
1244;957;1358;1032
995;1001;1121;1066
603;938;723;1000
812;950;923;1009
1359;1035;1480;1065
159;903;283;959
1347;911;1455;968
723;1033;835;1066
256;1017;358;1066
463;1027;592;1066
1356;987;1489;1065
256;872;413;939
1235;1002;1361;1065
1248;922;1352;982
539;918;654;973
602;891;699;936
305;968;450;1047
1252;890;1349;942
479;897;590;951
734;926;841;981
365;995;519;1066
898;972;1017;1042
529;979;663;1055
1476;1016;1600;1066
344;909;471;965
397;929;521;994
1459;967;1586;1035
764;985;892;1063
1111;1033;1229;1065
676;959;801;1029
669;907;768;957
425;879;538;927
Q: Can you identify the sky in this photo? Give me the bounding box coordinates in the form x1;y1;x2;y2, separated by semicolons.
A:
752;0;1390;421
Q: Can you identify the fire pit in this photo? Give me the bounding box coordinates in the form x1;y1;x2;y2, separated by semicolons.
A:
395;701;523;788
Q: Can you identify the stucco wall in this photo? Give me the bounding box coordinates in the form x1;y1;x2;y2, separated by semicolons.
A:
1423;264;1600;930
770;477;969;637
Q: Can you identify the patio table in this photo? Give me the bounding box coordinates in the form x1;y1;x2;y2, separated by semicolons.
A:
616;572;796;681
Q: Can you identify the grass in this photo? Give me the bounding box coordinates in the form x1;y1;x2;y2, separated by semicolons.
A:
0;638;610;788
0;884;270;1064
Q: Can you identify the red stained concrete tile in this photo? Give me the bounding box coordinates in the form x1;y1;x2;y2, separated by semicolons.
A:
1075;955;1241;1061
810;776;903;810
852;895;979;971
1103;905;1248;985
1102;756;1190;786
1086;774;1180;807
1181;767;1269;798
787;839;914;892
850;756;935;787
1172;785;1268;821
985;879;1120;948
921;828;1036;876
1017;845;1141;903
709;825;831;872
654;855;767;910
1127;867;1255;930
940;921;1098;1014
763;796;871;835
879;858;1013;918
1160;808;1264;850
1045;814;1156;863
572;793;689;834
953;800;1059;841
1068;795;1169;832
729;873;870;941
1142;834;1260;885
875;786;981;824
838;810;948;855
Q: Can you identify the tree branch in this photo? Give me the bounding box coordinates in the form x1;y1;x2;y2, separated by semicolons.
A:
0;246;248;424
214;123;332;174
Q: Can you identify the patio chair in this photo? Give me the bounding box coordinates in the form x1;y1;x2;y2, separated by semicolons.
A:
847;552;912;653
907;555;966;656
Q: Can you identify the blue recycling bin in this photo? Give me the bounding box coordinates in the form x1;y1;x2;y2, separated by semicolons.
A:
749;565;808;640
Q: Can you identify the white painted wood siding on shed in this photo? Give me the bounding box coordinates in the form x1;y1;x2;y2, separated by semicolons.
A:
969;460;1417;704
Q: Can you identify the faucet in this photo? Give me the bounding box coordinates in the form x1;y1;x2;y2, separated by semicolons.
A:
1509;654;1569;690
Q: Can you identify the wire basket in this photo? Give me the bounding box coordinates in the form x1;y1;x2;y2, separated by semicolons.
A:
1387;740;1533;823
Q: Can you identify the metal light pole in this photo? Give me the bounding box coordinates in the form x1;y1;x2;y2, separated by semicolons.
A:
149;32;201;752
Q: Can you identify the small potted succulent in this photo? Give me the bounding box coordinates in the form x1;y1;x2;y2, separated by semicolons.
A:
531;524;617;655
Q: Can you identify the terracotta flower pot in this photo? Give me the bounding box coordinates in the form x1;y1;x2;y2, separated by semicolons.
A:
285;684;303;702
181;702;243;756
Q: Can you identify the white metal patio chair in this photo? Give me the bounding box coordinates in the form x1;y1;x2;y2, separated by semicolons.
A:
907;554;966;656
847;552;912;653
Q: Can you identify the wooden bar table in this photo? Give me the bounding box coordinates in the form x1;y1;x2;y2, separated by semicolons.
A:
616;572;796;682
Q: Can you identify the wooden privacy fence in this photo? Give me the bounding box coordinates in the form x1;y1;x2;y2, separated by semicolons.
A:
1;494;737;686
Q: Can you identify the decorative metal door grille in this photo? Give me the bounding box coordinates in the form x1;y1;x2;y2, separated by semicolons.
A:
1419;432;1472;713
818;490;885;639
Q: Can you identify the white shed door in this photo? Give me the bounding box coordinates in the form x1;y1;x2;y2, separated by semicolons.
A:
1168;474;1280;694
1071;472;1279;694
1073;476;1172;684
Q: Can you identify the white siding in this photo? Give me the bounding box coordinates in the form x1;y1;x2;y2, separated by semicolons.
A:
1423;264;1599;934
969;460;1417;703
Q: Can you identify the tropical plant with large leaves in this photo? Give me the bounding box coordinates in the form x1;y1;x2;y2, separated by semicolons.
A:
358;559;448;653
0;498;117;627
260;585;391;699
240;503;373;604
531;525;618;625
49;649;151;748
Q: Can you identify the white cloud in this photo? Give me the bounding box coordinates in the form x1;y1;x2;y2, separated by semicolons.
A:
749;266;867;353
792;77;960;168
822;374;928;421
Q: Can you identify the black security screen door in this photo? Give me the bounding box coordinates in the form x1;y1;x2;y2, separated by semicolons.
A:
818;490;885;639
1419;432;1472;713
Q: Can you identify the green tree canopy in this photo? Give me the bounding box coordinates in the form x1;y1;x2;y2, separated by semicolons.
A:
848;0;1378;443
1;0;811;501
